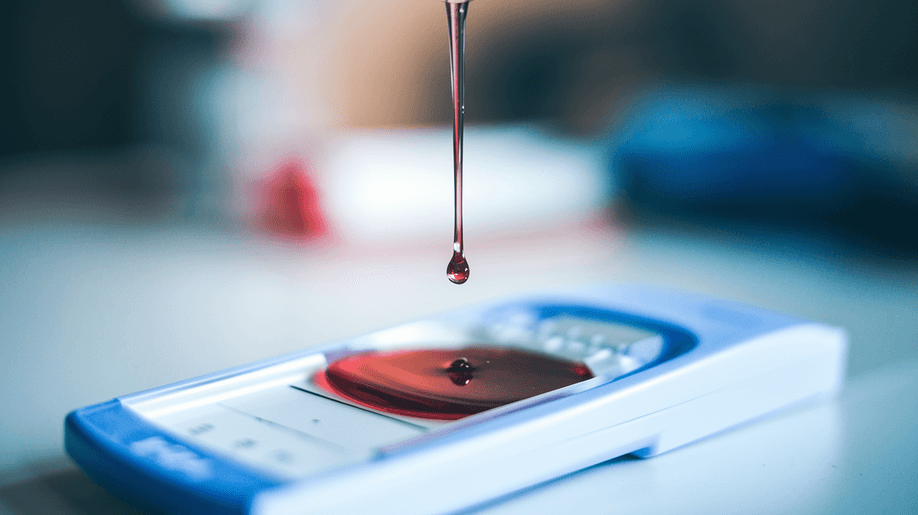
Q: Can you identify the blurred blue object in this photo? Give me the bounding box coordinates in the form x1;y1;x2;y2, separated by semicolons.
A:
616;91;850;203
612;85;918;254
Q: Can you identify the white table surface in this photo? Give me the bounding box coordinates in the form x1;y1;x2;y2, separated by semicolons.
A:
1;217;916;514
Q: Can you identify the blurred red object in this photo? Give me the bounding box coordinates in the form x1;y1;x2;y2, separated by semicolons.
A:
258;160;328;240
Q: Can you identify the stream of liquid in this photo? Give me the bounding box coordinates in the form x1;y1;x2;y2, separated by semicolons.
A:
446;2;470;284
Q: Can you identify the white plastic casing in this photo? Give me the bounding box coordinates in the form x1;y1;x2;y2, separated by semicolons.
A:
68;286;846;515
248;288;846;515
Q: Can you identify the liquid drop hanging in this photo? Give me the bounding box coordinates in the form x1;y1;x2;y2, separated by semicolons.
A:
445;1;470;284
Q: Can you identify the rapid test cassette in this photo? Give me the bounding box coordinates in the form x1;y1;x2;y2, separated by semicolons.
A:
65;285;846;515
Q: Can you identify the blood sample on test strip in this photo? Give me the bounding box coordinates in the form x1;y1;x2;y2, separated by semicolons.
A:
318;346;594;420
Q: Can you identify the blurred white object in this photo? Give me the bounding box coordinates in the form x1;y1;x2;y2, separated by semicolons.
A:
317;125;610;243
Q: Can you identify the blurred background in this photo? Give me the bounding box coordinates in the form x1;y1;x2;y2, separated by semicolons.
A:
1;0;917;513
2;0;917;250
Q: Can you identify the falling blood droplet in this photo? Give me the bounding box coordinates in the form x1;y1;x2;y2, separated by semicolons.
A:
318;346;594;420
447;252;469;284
